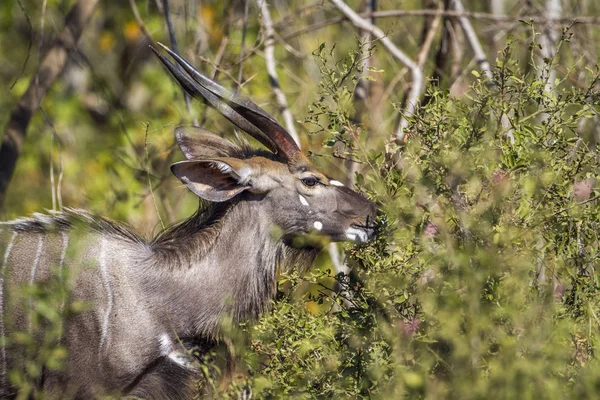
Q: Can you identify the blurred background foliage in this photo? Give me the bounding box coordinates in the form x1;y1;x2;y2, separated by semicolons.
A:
1;0;600;398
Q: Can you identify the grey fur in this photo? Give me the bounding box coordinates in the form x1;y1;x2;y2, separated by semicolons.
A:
0;49;377;397
0;140;375;398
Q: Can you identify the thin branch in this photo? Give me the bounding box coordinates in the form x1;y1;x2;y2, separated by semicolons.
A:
163;0;197;126
352;0;375;125
417;0;443;69
36;0;48;91
144;123;166;230
272;1;325;29
369;8;600;24
10;0;33;91
0;0;100;206
128;0;154;43
39;107;63;211
452;0;493;80
328;0;424;143
199;35;230;126
539;0;562;95
236;0;251;93
329;1;378;304
210;36;230;80
282;9;600;41
256;0;301;147
450;0;516;143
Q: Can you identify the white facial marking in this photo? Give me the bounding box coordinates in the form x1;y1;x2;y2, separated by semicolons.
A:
99;237;113;353
159;333;173;356
0;232;17;382
345;227;369;243
168;351;197;371
314;221;323;231
299;194;309;206
330;180;345;187
160;334;197;371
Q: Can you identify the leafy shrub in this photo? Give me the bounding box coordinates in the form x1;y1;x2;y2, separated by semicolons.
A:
227;36;600;399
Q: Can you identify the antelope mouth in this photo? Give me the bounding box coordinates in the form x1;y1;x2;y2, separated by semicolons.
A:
345;224;377;243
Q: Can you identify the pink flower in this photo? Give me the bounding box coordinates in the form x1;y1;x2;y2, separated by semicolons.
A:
424;222;438;238
573;179;595;201
399;318;421;337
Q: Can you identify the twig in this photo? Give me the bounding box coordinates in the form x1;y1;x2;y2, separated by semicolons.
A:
417;1;443;69
447;14;466;89
539;0;562;95
37;0;48;91
199;36;230;126
237;0;250;93
329;1;378;305
9;0;33;91
40;108;63;211
128;0;154;43
282;9;600;42
452;0;493;80
144;123;166;230
378;68;408;111
273;1;325;29
256;0;301;147
0;0;100;206
210;36;230;80
328;0;423;143
163;0;197;126
352;0;375;126
369;9;600;24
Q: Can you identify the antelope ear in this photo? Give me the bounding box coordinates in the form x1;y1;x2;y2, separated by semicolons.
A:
175;126;240;160
171;158;254;202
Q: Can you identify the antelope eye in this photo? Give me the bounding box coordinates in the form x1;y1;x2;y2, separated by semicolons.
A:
301;177;319;187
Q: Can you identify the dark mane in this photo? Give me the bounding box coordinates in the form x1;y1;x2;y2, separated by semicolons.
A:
1;208;145;245
225;136;284;161
148;202;231;269
0;142;289;271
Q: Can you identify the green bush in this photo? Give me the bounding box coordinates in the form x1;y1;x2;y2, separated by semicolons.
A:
228;36;600;399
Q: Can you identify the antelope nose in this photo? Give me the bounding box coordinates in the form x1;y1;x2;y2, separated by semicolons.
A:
365;214;378;240
336;186;375;217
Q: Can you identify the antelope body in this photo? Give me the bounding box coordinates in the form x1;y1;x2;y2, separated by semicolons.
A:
0;45;376;398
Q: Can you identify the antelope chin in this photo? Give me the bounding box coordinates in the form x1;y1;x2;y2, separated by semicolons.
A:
344;226;370;243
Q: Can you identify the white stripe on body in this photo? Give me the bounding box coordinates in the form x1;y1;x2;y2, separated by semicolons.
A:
0;232;18;384
59;232;69;314
98;237;113;353
28;236;45;330
30;235;44;283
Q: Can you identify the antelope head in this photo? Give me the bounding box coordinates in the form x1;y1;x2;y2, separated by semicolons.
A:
152;44;377;245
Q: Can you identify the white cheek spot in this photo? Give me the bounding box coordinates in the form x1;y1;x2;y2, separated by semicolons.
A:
345;227;369;243
330;180;345;187
313;221;323;231
299;194;309;206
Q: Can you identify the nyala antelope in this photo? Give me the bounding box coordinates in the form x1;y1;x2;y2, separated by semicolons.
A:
0;44;377;398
